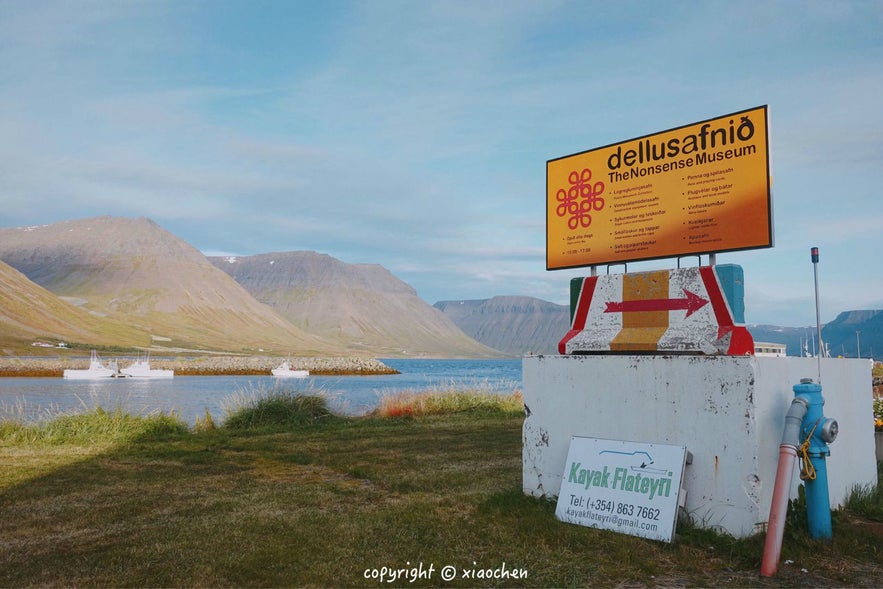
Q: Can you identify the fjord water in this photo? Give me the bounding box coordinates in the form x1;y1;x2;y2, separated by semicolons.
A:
0;358;522;425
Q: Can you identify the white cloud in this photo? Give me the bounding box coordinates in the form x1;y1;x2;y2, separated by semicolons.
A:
0;1;881;326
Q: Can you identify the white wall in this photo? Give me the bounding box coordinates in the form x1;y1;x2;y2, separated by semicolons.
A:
522;355;877;538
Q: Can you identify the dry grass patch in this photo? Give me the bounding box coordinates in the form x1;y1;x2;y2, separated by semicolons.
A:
375;387;524;418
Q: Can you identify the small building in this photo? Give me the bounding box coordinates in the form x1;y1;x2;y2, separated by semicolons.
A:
755;342;787;357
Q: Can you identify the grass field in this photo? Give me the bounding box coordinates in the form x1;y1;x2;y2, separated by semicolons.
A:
1;389;881;587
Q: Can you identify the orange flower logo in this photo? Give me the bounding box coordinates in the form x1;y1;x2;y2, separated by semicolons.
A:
556;168;605;229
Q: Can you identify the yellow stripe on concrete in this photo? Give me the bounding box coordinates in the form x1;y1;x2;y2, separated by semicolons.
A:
610;270;670;352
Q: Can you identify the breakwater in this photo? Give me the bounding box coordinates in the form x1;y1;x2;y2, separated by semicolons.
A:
0;356;398;377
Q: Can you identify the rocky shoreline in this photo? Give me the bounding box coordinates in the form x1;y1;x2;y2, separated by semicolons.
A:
0;356;399;378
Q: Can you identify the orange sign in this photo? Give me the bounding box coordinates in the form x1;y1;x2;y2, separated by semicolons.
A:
547;106;772;270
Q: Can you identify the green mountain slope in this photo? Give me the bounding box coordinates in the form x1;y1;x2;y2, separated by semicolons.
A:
0;258;150;352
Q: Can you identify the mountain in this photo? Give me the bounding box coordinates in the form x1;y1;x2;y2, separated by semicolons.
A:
0;217;334;354
210;252;502;358
745;325;817;357
0;258;150;352
434;296;570;356
748;312;883;359
4;216;876;359
436;294;883;360
820;310;883;359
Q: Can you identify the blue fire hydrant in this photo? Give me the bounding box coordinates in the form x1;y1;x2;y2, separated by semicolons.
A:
793;378;839;540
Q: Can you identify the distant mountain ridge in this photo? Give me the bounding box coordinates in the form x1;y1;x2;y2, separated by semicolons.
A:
819;310;883;358
0;217;342;354
434;297;569;356
745;312;882;358
210;252;501;358
436;296;883;359
1;216;878;359
0;216;500;357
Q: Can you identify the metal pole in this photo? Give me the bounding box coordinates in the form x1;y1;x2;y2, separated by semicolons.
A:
811;247;822;383
856;331;861;359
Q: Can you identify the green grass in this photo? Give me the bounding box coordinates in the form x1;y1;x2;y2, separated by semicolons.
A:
844;462;883;522
0;390;881;587
0;406;188;446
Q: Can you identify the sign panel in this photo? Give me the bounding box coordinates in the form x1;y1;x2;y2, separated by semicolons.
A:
547;106;771;270
555;437;688;542
558;265;755;356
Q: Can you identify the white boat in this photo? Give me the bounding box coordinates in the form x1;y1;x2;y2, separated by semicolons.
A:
63;350;116;379
121;353;174;379
271;361;309;378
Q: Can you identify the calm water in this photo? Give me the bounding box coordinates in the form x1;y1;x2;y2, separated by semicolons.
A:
0;358;522;424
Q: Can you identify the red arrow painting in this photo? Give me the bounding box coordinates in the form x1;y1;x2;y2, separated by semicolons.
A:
604;289;709;318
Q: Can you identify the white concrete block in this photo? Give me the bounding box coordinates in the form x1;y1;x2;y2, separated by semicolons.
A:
522;354;877;538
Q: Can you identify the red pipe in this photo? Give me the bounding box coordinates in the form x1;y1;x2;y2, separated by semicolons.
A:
760;444;797;576
760;397;808;577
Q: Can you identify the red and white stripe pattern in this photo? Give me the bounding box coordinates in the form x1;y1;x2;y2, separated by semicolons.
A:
559;266;754;355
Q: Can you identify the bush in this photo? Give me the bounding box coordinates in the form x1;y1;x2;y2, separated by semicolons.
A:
222;383;339;429
193;408;218;433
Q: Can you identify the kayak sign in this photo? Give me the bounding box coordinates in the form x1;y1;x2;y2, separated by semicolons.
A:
556;437;689;543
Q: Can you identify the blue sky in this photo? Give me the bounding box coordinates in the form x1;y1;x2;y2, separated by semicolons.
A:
1;0;881;327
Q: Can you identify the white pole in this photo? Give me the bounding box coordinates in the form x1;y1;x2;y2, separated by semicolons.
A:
812;247;822;383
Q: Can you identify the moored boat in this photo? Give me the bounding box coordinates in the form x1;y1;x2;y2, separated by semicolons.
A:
63;350;116;379
271;360;309;378
121;353;174;379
